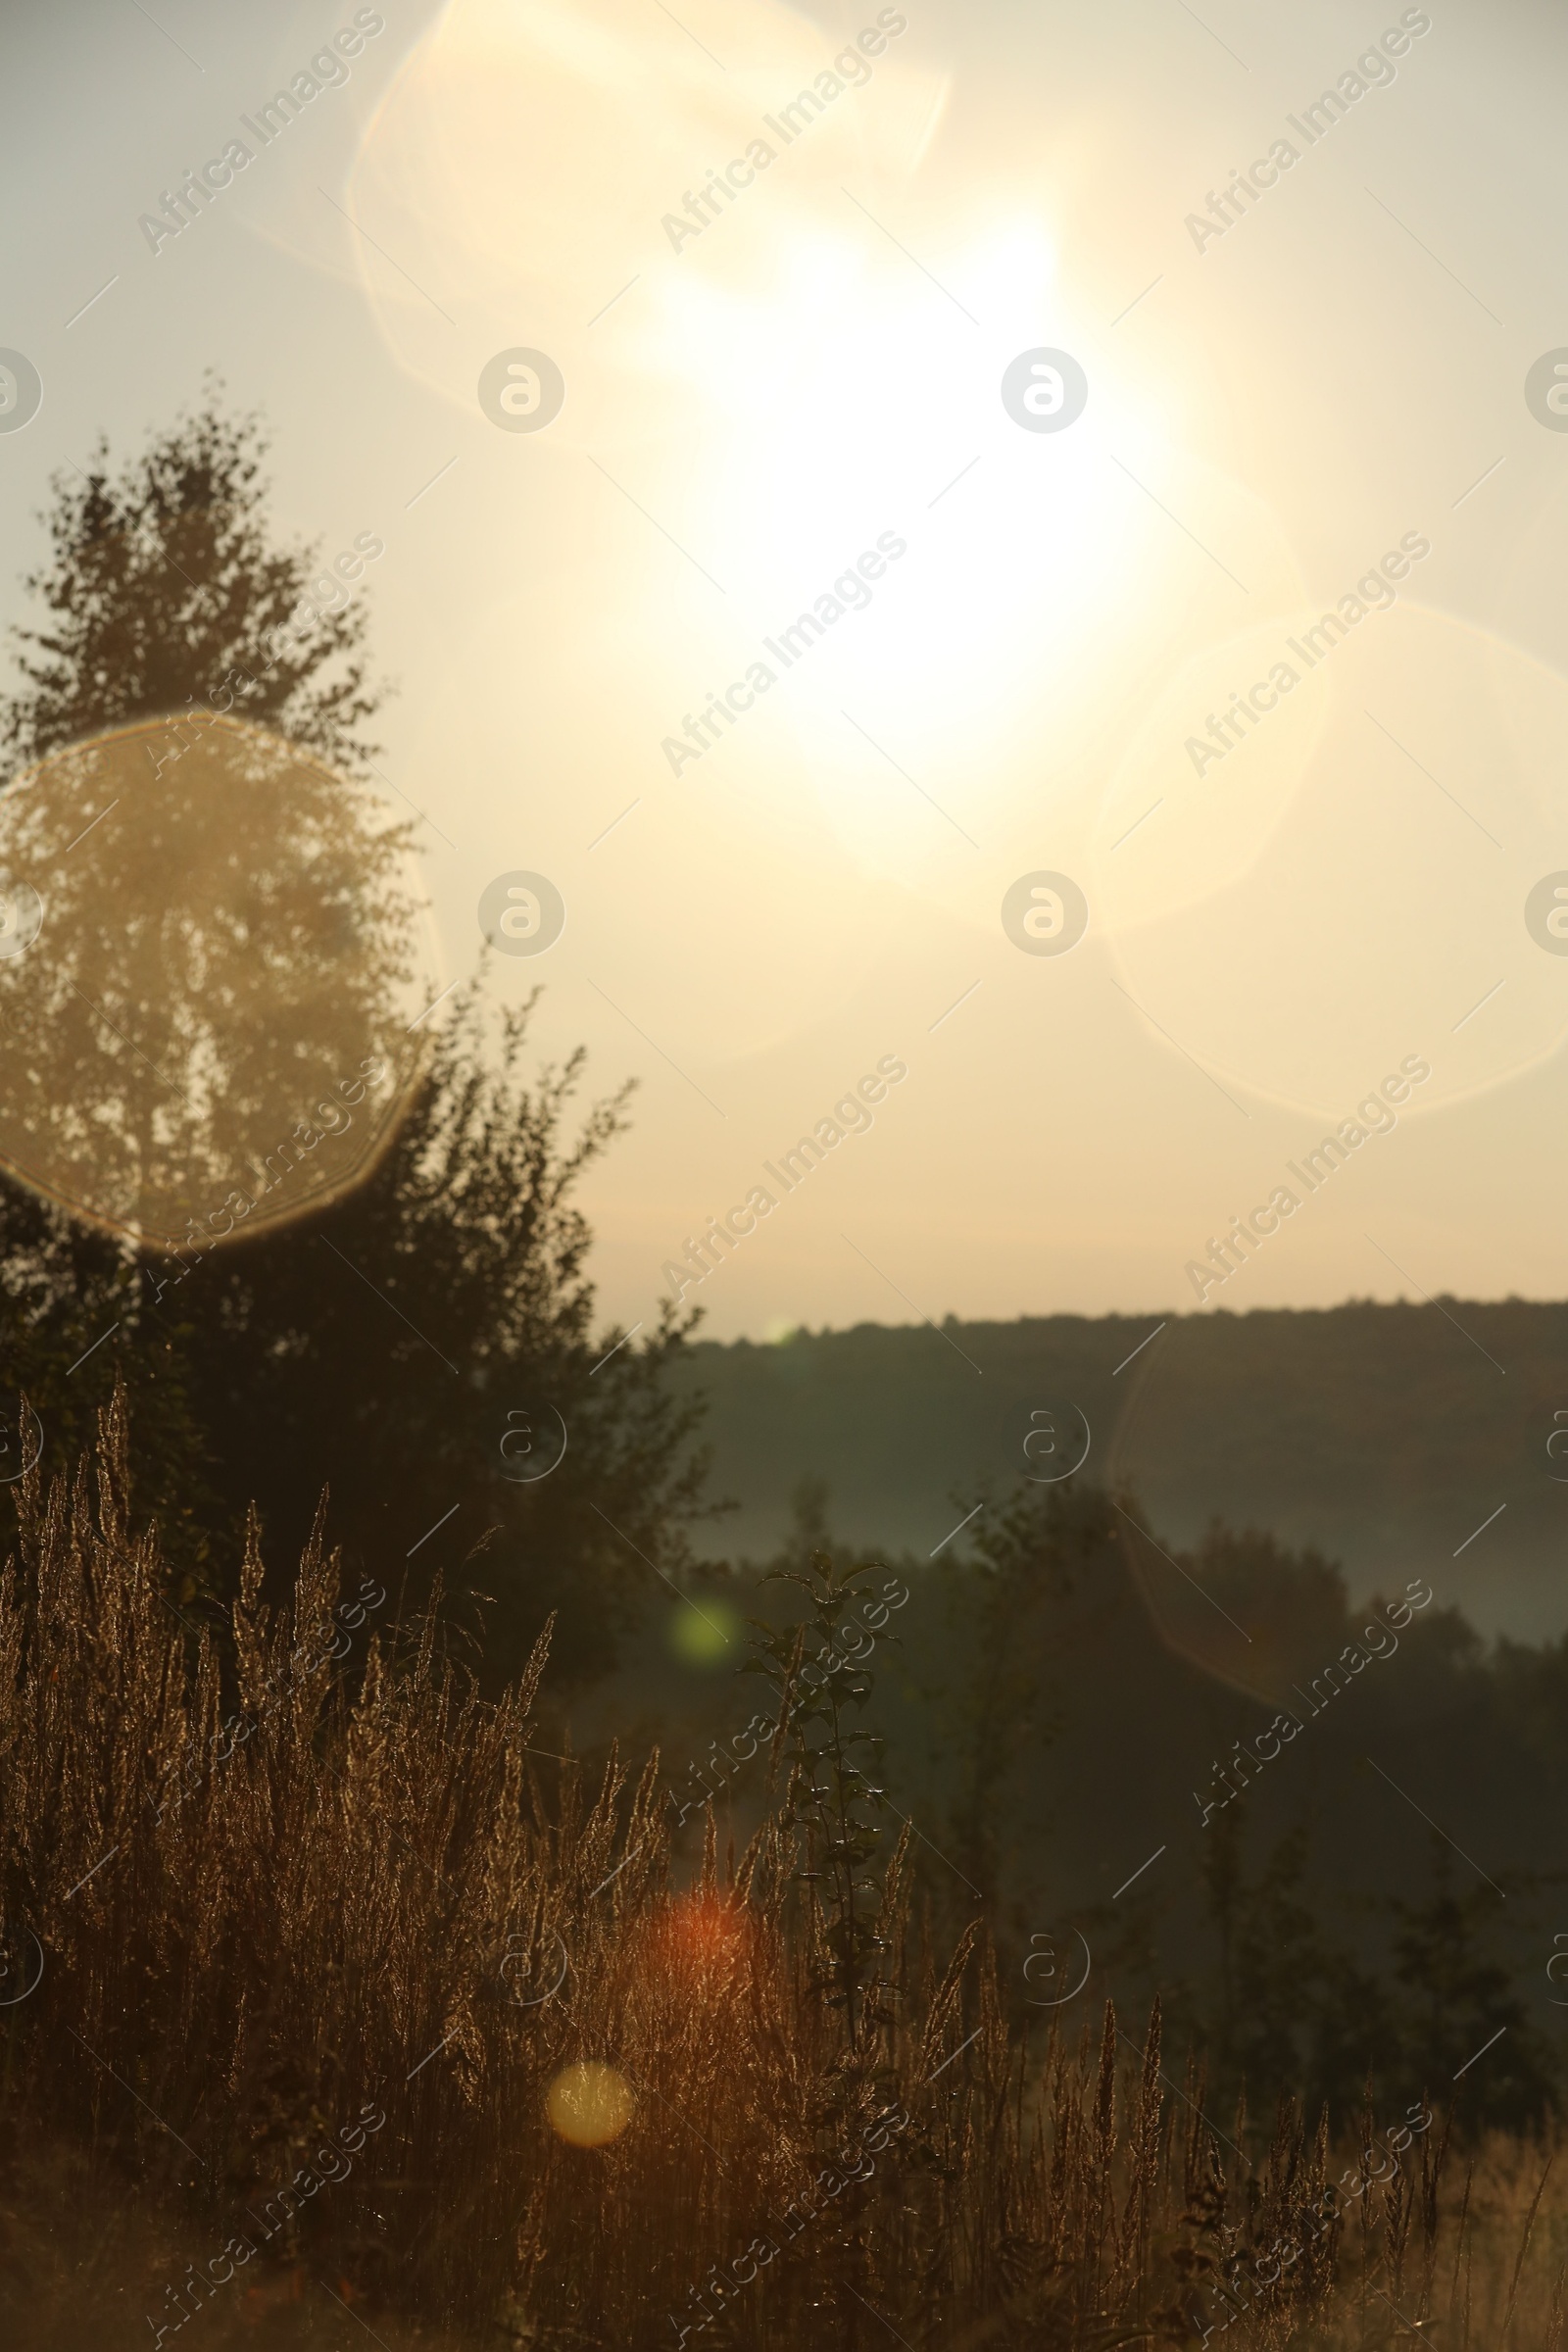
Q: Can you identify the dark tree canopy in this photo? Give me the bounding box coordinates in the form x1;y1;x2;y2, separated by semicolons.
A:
172;981;713;1684
2;383;383;772
0;391;712;1680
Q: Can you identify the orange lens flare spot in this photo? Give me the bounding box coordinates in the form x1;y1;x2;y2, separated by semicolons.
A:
654;1892;750;1973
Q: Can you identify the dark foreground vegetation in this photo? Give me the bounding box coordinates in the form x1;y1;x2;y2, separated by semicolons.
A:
0;1400;1566;2351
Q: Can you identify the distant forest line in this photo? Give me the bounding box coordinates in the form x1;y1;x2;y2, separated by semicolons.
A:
672;1298;1568;1639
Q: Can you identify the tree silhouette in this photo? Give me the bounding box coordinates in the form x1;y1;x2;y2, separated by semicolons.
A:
176;977;714;1687
2;384;381;771
0;387;421;1250
1392;1839;1557;2130
0;390;712;1670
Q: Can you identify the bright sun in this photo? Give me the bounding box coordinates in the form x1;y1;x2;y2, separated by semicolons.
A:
342;0;1190;878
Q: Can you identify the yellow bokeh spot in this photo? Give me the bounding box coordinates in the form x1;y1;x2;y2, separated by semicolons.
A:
669;1600;737;1666
546;2062;635;2148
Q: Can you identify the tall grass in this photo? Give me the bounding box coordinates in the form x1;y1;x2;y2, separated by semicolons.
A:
0;1394;1563;2349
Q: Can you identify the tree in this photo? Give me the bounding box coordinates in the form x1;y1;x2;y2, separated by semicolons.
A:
0;714;422;1250
172;979;713;1686
1215;1817;1394;2124
940;1478;1118;1919
0;391;712;1678
2;381;380;771
1390;1838;1558;2131
0;388;420;1252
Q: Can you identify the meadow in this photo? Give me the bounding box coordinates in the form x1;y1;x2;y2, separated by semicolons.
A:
2;1394;1564;2352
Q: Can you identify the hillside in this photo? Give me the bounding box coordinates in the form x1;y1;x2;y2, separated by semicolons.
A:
674;1298;1568;1641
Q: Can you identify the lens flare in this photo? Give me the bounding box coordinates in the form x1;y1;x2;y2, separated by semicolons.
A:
546;2062;636;2148
652;1893;750;1976
0;713;437;1250
669;1598;738;1664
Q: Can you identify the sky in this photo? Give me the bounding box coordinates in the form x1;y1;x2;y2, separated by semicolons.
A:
2;0;1566;1346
